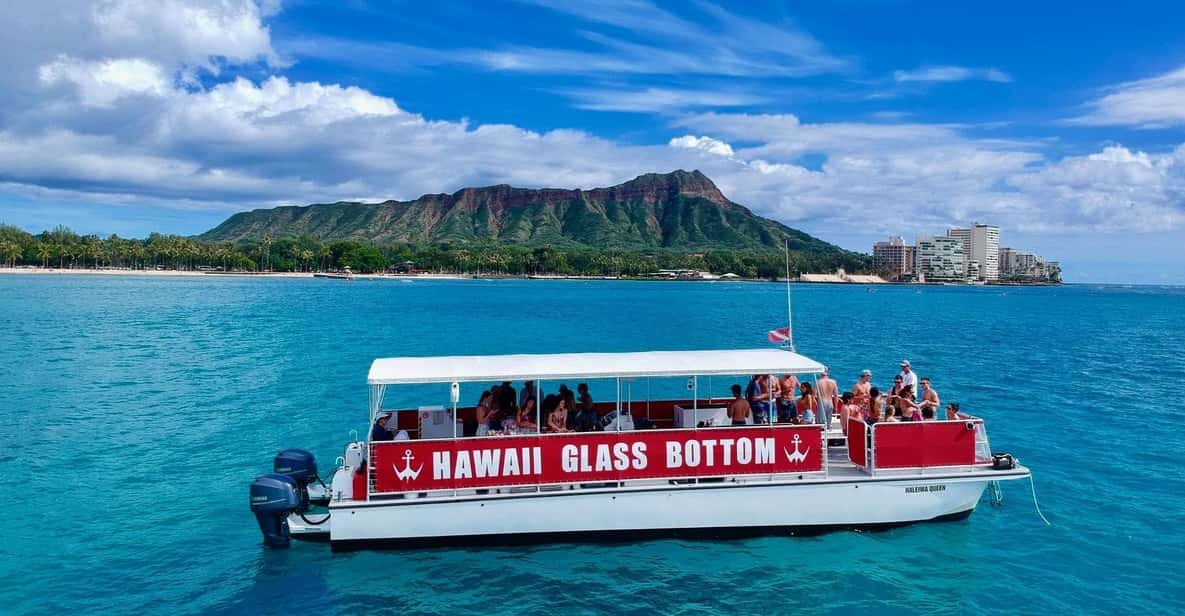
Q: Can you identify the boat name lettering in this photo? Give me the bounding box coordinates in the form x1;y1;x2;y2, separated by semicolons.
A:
371;428;822;492
561;442;647;473
904;484;946;493
665;437;774;468
432;447;544;480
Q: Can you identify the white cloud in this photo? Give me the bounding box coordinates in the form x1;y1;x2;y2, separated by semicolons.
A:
562;86;767;112
293;1;849;79
1005;145;1185;232
39;56;170;107
0;0;278;120
669;135;735;157
893;65;1013;83
1067;65;1185;128
188;76;399;123
91;0;279;70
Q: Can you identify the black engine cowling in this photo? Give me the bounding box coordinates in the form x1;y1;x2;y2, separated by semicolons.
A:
273;448;318;512
249;473;300;548
274;448;318;483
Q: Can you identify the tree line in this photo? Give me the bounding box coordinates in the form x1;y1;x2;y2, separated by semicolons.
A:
0;224;873;277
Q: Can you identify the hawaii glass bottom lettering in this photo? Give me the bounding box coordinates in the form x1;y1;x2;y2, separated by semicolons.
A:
371;425;824;493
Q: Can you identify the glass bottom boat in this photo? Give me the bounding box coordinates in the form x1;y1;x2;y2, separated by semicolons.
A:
248;349;1030;550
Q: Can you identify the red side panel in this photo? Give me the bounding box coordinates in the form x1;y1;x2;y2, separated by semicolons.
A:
872;421;977;468
353;465;368;500
847;419;867;467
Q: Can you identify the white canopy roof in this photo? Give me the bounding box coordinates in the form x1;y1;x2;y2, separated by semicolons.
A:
367;348;826;385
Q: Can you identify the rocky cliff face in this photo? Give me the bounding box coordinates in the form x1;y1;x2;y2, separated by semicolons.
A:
201;169;838;254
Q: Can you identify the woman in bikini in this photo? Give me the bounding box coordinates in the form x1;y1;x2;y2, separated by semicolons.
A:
517;397;538;433
475;390;495;436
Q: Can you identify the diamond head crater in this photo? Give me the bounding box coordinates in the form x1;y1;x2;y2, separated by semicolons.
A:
0;170;871;278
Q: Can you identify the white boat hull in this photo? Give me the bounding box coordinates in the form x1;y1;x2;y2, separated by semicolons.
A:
318;471;1025;549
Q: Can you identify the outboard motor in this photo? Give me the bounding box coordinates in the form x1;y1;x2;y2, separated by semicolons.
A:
249;473;300;548
273;448;318;513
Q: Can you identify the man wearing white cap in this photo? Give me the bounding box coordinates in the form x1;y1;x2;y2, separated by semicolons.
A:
899;360;917;401
852;369;872;410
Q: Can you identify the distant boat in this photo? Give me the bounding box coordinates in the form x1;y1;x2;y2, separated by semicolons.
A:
315;267;353;281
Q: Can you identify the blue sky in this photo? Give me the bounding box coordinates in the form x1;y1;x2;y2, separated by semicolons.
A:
1;0;1184;283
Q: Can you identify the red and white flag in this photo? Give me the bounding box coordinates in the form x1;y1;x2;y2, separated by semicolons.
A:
768;327;791;344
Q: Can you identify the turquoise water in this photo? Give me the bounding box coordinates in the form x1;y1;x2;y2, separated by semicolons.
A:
1;276;1183;615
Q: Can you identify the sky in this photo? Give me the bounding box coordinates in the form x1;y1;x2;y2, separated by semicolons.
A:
1;1;1184;283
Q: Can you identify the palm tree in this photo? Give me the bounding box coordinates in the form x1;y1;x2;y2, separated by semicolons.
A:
317;244;330;272
289;245;304;272
259;235;273;271
0;241;20;267
131;244;148;269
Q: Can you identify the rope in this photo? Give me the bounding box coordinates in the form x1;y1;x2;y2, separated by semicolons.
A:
1027;472;1051;526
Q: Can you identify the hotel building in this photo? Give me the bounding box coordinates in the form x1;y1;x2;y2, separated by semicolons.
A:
915;236;965;282
872;236;915;280
946;224;999;281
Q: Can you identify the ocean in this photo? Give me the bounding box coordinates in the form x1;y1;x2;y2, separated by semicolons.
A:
1;275;1182;615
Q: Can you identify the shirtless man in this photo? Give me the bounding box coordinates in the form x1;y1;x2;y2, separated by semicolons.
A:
778;373;799;423
919;377;940;420
852;369;872;410
816;368;838;429
729;384;751;426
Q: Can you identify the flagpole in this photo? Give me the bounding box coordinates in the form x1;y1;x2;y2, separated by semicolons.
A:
784;238;795;352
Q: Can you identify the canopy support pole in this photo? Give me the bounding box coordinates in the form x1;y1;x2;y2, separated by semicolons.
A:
452;383;458;498
615;378;622;430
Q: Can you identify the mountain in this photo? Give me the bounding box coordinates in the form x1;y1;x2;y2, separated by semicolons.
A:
202;170;843;254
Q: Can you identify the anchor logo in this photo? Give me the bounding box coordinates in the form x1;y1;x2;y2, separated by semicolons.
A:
784;434;811;464
393;449;423;481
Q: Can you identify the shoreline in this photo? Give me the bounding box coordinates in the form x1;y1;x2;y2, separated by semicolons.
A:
0;267;471;280
0;266;1069;286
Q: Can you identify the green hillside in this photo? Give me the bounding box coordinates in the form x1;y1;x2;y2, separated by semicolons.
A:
201;170;850;257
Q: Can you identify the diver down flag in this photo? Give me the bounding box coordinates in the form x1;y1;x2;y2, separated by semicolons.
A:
768;327;791;344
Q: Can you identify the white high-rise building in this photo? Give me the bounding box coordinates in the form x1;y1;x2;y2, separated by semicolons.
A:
915;236;965;281
946;223;999;281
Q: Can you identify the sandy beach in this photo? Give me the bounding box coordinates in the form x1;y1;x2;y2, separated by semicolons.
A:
0;267;471;280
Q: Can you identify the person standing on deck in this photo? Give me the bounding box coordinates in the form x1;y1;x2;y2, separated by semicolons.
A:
746;375;771;424
816;368;838;429
499;381;517;416
778;374;798;423
853;370;872;410
728;384;751;426
475;390;496;436
919;377;940;420
796;382;818;424
898;361;917;400
519;380;534;409
574;383;598;432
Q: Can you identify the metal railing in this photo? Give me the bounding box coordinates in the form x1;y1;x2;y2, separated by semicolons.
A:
846;416;988;475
